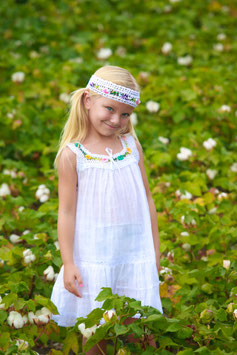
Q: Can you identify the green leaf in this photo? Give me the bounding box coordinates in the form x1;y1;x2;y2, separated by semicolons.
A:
62;331;79;355
114;323;129;336
176;326;193;339
94;287;113;301
0;310;8;325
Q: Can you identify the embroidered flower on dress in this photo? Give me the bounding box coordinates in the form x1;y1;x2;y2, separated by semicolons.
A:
75;137;131;163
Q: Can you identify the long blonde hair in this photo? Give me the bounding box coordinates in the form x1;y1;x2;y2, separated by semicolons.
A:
54;65;140;170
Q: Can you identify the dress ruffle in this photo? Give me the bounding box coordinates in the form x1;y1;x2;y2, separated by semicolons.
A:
51;260;163;327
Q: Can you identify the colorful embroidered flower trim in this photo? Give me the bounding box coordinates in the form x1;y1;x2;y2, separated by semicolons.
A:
74;139;131;162
86;75;140;108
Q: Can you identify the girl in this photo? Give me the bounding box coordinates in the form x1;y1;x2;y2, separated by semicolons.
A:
50;65;163;354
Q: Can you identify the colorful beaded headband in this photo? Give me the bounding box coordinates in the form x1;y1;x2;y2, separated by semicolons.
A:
86;74;141;108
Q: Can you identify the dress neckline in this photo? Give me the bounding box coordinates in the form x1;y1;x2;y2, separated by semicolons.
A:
78;135;126;159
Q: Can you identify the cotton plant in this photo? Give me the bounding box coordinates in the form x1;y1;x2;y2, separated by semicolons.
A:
230;162;237;172
219;105;231;113
175;189;192;200
161;42;172;54
213;43;224;52
11;71;25;83
7;311;26;329
59;92;70;103
146;100;160;113
23;249;36;264
177;147;192;161
203;138;217;151
3;168;17;178
130;113;137;126
0;183;11;197
28;307;52;326
97;48;112;60
158;136;169;144
35;184;50;203
0;296;5;309
43;265;57;281
177;55;193;66
206;169;218;180
217;192;228;200
9;233;21;244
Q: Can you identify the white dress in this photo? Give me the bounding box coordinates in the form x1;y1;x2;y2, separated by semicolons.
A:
50;133;163;327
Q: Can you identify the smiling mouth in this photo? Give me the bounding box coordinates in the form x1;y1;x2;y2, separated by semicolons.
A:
104;122;119;129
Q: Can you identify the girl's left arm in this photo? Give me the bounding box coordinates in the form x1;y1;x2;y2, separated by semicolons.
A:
135;140;161;273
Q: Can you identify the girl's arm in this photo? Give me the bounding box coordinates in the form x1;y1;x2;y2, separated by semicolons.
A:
57;147;78;266
135;140;161;273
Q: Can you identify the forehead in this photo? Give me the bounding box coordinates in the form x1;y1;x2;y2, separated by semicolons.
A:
96;96;134;112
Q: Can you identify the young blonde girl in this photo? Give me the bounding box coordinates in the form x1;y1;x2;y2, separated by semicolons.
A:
50;65;163;354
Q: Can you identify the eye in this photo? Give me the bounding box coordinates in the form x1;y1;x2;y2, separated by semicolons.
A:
106;106;113;112
122;113;130;118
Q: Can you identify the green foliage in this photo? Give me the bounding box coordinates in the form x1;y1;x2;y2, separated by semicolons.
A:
0;0;237;353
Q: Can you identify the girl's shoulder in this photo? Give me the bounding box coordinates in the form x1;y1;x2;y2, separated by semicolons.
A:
121;133;140;163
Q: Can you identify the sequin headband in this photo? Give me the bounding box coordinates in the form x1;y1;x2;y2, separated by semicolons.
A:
86;75;141;108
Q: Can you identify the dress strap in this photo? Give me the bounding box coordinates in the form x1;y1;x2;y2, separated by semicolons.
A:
122;134;140;163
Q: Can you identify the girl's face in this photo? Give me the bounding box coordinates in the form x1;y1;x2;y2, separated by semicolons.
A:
84;91;134;138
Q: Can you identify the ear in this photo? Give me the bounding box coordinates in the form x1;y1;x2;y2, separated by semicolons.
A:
83;90;92;110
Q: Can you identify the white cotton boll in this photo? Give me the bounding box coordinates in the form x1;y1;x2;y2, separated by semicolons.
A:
217;192;228;200
28;312;37;324
54;273;58;281
181;215;185;223
59;93;70;104
223;260;230;269
208;207;217;214
69;57;83;63
103;309;116;322
130;113;137;126
40;307;52;319
0;183;11;197
78;322;86;333
230;163;237;172
22;230;30;235
22;315;28;324
3;169;17;178
97;48;112;60
11;71;25;83
182;243;191;252
8;311;24;329
9;234;21;244
206;169;218;180
180;147;192;157
38;314;50;324
158;136;169;144
24;255;32;264
43;265;55;281
54;241;59;250
0;296;5;309
180;231;189;236
23;249;32;257
217;33;226;41
213;43;224;51
191;219;196;225
180;191;192;200
201;256;208;262
18;206;25;212
115;46;126;57
160;267;172;275
177;55;193;66
219;105;231;113
177;152;189;161
146;100;160;113
165;182;171;187
175;190;181;197
203;138;217;151
170;0;181;3
39;194;49;203
233;309;237;319
161;42;172;54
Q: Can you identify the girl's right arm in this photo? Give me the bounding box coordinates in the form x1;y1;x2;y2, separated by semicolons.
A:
57;146;83;298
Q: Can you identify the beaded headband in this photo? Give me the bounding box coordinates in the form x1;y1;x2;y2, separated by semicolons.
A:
86;74;140;108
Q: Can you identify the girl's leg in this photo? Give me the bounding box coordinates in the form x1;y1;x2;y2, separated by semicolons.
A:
123;317;157;348
82;336;107;355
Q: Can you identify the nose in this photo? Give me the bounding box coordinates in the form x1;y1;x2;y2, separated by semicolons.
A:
109;113;120;126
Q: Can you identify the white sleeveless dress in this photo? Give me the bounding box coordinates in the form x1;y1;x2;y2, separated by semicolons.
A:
50;133;163;327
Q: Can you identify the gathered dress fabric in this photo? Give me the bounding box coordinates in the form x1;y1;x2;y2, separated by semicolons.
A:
50;133;163;327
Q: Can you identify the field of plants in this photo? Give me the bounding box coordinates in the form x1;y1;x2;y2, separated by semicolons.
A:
0;0;237;354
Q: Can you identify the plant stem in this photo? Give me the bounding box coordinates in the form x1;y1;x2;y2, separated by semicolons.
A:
96;342;106;355
113;336;118;355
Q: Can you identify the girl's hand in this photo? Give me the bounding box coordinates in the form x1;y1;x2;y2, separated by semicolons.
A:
63;263;83;298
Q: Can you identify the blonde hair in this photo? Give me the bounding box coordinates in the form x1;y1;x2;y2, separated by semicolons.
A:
53;65;140;170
